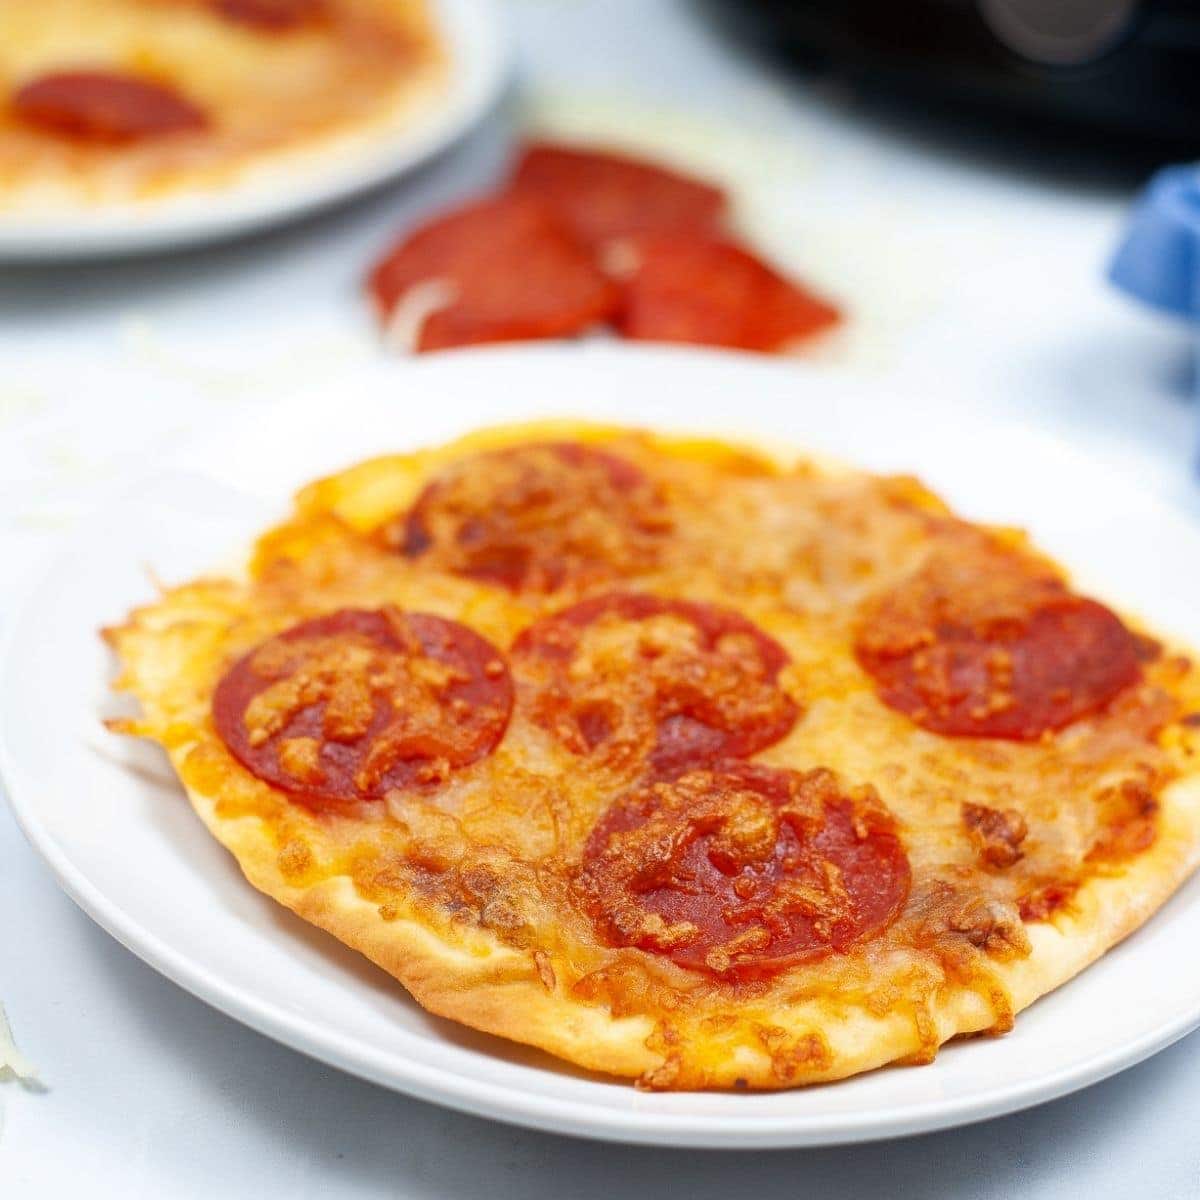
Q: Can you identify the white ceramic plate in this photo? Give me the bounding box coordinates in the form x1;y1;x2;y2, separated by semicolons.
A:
0;0;508;260
5;346;1200;1148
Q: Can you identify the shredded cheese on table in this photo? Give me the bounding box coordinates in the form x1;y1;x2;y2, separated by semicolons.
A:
0;1003;36;1084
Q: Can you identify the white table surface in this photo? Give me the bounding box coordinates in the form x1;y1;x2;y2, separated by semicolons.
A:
4;1;1200;1194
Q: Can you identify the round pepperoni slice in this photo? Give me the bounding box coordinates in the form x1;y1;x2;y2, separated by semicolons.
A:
366;195;619;353
512;593;798;775
390;442;671;592
855;547;1141;740
509;141;727;247
212;608;513;809
12;71;208;144
575;761;910;979
610;233;841;353
211;0;326;30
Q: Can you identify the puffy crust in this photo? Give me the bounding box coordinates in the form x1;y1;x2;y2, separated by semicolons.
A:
187;788;664;1080
170;760;1200;1088
106;420;1200;1090
1003;777;1200;1012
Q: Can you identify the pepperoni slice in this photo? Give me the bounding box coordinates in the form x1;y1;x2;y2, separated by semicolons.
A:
610;233;841;353
390;442;671;592
575;761;910;978
11;71;208;144
512;593;798;775
509;141;727;248
212;608;513;809
211;0;327;30
366;195;619;352
855;548;1141;740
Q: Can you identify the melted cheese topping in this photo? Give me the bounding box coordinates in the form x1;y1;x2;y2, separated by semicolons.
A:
0;0;445;208
108;424;1200;1082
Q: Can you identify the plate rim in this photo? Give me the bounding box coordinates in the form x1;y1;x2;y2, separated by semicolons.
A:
5;345;1200;1147
6;773;1200;1148
0;0;510;261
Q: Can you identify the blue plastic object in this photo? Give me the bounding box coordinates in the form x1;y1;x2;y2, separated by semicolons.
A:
1109;165;1200;323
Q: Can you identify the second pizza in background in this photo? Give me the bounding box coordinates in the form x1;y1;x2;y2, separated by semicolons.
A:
366;140;843;355
0;1;448;213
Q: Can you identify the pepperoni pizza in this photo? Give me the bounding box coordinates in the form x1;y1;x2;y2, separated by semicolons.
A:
0;0;445;209
106;423;1200;1089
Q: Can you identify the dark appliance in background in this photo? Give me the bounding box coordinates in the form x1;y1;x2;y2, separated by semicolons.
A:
707;1;1200;151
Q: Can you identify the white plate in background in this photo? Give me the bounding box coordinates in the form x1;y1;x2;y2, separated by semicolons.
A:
0;0;508;260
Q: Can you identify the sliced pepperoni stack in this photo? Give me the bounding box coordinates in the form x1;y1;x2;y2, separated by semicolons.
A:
508;141;727;246
366;140;842;355
367;197;619;354
612;233;841;351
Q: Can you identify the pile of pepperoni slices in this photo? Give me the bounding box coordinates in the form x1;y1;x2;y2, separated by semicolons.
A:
7;27;840;362
366;141;842;355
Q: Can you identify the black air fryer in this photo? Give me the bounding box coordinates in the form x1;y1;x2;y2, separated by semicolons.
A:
711;1;1200;145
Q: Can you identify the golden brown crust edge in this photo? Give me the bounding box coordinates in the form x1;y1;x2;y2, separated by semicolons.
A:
173;752;1200;1090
